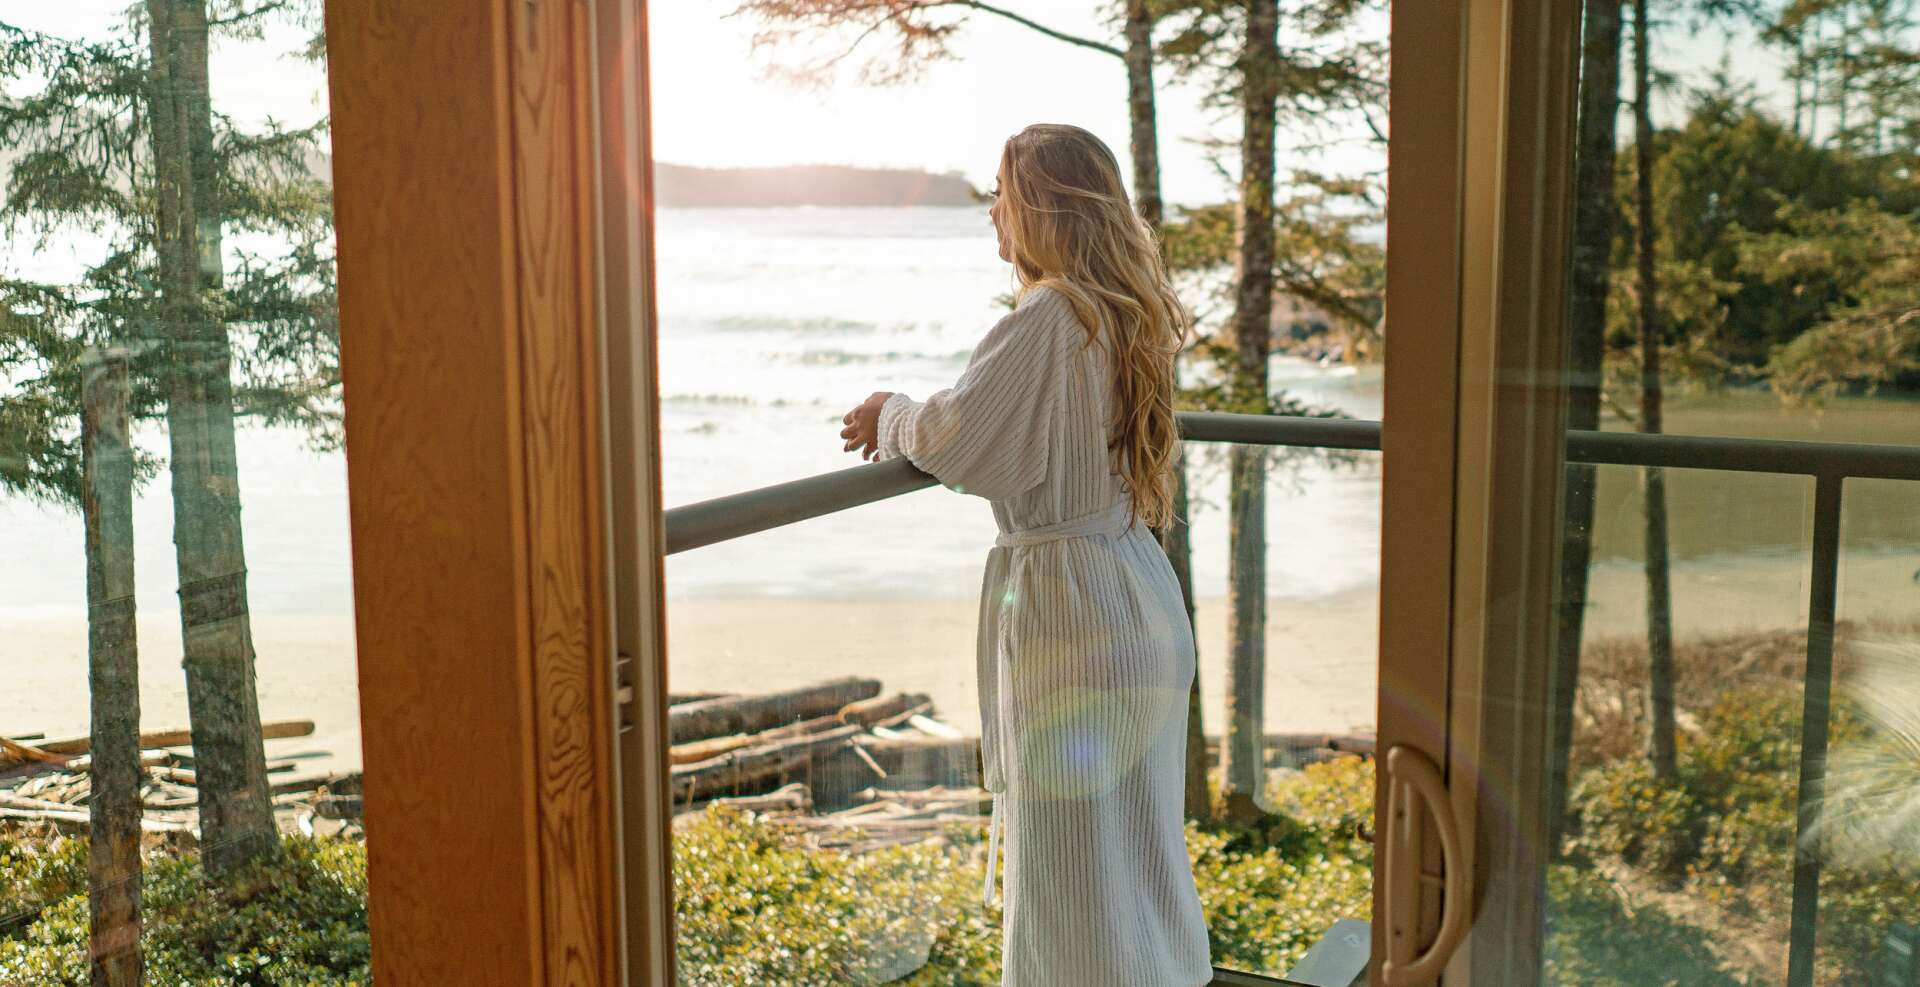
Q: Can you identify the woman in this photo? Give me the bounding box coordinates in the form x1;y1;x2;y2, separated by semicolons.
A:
839;124;1212;987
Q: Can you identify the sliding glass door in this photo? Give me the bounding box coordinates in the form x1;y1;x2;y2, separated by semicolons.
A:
1375;0;1920;980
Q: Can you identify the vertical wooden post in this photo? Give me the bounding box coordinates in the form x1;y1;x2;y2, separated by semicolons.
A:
1378;0;1468;972
327;0;633;980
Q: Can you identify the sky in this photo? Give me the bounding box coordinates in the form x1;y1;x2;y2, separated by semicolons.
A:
6;1;1794;210
645;2;1250;204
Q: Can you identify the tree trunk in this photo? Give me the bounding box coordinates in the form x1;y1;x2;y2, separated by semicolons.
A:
1221;0;1280;821
1834;9;1850;145
1632;0;1678;782
1792;29;1806;137
147;0;278;874
1123;0;1210;822
82;349;142;987
1169;461;1211;820
1548;0;1623;854
1808;15;1823;140
1123;0;1162;231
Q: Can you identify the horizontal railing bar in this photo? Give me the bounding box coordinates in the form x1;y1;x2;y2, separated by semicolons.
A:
1567;428;1920;481
663;412;1920;555
1184;412;1920;481
1180;412;1383;450
664;456;937;555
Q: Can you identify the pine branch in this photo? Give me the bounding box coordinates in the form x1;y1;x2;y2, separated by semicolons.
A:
945;1;1121;57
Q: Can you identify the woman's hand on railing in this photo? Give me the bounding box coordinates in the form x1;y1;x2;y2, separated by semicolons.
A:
841;391;893;462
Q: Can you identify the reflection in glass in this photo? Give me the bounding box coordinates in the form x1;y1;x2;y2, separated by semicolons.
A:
1544;0;1920;980
1;3;366;983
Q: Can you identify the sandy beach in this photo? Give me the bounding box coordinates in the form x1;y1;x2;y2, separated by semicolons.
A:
0;614;365;775
5;549;1911;778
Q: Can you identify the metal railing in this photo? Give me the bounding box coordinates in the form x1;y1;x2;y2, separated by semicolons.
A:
662;410;1920;987
662;412;1380;555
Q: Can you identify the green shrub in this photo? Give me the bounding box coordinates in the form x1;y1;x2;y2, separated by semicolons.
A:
1573;681;1910;984
673;807;997;986
1267;757;1375;867
0;836;86;937
671;757;1384;985
1689;797;1794;916
1681;688;1806;812
1567;758;1702;878
0;759;1379;986
0;836;370;986
1188;821;1371;977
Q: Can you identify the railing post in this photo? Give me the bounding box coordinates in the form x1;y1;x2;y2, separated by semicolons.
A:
1786;471;1844;987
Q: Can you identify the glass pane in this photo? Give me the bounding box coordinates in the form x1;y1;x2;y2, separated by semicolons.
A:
653;1;1388;982
1;3;366;982
1538;0;1920;981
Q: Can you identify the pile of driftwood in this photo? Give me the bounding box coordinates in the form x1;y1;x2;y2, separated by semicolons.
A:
0;720;361;839
3;679;1375;855
668;677;1378;854
669;677;992;853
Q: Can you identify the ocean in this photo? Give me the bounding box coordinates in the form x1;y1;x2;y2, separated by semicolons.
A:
0;206;1385;765
654;205;1385;603
10;206;1913;765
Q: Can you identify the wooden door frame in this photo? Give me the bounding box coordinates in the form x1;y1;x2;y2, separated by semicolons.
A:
326;0;669;982
1375;0;1469;973
1378;0;1582;979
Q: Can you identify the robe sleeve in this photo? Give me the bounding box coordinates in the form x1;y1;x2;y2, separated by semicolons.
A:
875;290;1071;501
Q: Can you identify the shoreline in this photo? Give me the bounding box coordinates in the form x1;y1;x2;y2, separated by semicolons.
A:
4;550;1914;775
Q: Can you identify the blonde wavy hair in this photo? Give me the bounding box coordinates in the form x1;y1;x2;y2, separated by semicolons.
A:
998;123;1187;529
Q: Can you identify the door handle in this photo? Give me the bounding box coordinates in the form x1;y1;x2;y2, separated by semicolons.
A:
1380;744;1468;986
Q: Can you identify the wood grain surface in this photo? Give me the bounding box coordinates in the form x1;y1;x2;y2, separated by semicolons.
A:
506;0;621;981
327;0;624;981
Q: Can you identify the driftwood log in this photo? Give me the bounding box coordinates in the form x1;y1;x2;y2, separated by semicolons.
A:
669;677;881;744
669;701;942;802
673;781;815;820
667;691;937;766
31;719;316;757
853;785;993;811
0;806;191;833
670;712;843;766
836;692;931;727
61;752;169;774
671;723;869;800
850;735;981;789
668;691;733;706
0;737;64;764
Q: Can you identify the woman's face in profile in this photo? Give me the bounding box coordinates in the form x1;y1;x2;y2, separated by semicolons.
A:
990;161;1011;263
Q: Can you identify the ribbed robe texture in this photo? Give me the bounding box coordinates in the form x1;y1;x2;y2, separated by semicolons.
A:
877;285;1213;987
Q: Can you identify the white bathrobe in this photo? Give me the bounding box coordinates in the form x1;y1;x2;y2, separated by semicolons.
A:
877;285;1213;987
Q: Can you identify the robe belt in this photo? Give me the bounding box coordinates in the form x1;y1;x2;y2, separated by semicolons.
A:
978;498;1137;908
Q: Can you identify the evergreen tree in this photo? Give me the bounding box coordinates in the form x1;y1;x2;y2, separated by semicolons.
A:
1549;0;1625;853
1631;0;1680;781
1744;200;1920;400
0;280;152;986
1156;0;1383;821
1225;0;1281;823
0;5;337;876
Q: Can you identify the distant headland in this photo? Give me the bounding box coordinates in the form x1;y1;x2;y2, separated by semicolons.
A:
655;163;982;208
